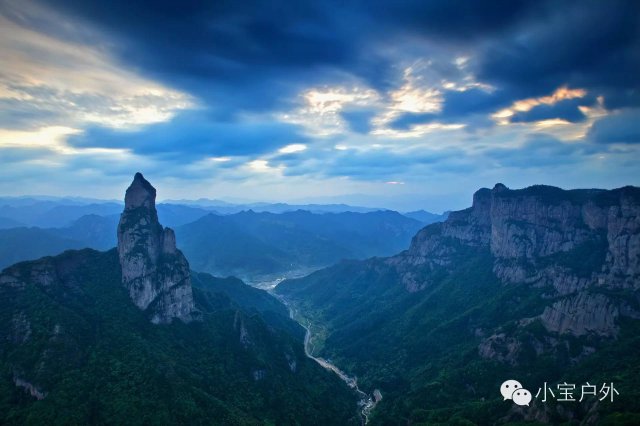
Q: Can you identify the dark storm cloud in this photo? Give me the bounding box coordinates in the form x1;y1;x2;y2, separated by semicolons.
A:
32;0;378;117
392;0;639;123
510;97;594;123
390;88;511;130
67;110;307;159
366;0;541;41
27;0;640;121
474;0;640;107
588;109;640;144
484;135;600;168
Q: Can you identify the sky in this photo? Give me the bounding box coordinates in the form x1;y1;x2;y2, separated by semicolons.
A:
0;0;639;212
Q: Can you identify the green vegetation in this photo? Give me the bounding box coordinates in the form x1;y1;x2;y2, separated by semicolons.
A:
0;249;359;425
191;272;304;339
277;245;640;424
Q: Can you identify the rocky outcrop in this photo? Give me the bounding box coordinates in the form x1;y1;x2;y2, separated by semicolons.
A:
0;251;86;293
117;173;198;324
233;310;252;348
489;185;639;291
402;184;639;281
540;293;619;337
477;333;522;365
390;183;640;338
10;312;31;344
285;351;298;373
13;377;46;400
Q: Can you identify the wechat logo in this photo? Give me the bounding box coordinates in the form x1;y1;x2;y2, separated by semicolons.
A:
500;379;532;406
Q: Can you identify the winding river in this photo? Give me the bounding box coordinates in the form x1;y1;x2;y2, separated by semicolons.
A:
270;291;381;424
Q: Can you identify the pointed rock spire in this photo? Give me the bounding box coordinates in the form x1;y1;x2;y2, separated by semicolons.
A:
117;172;198;324
124;172;157;210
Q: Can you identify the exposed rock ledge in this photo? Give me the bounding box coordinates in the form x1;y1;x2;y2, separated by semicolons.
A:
14;377;46;400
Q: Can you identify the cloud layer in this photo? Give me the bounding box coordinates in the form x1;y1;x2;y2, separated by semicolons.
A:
0;0;638;210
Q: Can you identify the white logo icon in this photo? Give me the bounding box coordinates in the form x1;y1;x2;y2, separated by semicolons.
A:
512;388;532;406
500;379;522;400
500;379;532;406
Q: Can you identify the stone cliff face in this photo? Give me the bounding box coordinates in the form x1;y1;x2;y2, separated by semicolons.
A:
117;173;198;324
388;184;640;340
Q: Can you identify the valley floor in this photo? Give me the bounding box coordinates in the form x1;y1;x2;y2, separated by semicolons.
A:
270;290;382;424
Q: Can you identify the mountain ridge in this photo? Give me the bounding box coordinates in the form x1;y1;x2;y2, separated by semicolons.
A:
0;207;433;276
276;183;640;424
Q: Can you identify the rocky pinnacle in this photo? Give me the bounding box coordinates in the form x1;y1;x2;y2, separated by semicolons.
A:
117;173;198;324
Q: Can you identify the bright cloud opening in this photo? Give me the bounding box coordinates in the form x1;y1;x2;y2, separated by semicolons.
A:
279;144;307;154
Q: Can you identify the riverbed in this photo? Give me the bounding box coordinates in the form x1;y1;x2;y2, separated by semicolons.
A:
270;292;381;424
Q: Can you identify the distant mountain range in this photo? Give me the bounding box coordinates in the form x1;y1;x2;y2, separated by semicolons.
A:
0;199;208;229
175;210;425;282
0;216;119;270
0;199;441;277
0;216;25;229
0;196;444;227
402;209;449;224
276;183;640;424
0;227;87;270
163;198;387;214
